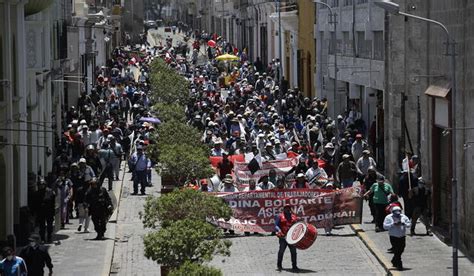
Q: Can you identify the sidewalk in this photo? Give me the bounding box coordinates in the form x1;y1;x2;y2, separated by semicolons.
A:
47;163;125;276
110;168;162;275
352;201;474;276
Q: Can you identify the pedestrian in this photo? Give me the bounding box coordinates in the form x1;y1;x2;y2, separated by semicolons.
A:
54;168;73;228
76;179;92;233
410;177;432;236
219;174;238;192
275;204;299;272
129;145;151;195
98;142;115;191
383;206;411;270
108;135;123;181
0;247;27;276
85;179;113;240
336;154;357;188
258;175;275;190
364;175;394;232
32;178;56;243
18;234;53;276
216;153;233;179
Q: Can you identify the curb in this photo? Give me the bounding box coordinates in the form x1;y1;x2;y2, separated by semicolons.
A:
104;163;127;276
350;224;400;276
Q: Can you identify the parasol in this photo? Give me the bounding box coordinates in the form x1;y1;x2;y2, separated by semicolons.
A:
139;117;161;124
215;54;239;61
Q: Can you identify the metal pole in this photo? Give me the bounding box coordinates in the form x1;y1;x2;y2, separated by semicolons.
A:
398;11;458;276
277;0;283;117
449;38;458;276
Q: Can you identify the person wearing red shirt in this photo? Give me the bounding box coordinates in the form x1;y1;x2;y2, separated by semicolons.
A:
217;153;234;179
274;204;299;271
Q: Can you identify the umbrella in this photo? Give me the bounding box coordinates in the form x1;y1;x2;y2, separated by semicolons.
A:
207;40;216;48
139;117;161;124
215;54;239;61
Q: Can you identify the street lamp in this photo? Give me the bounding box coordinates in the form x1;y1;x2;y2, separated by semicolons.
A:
374;1;459;275
313;0;338;118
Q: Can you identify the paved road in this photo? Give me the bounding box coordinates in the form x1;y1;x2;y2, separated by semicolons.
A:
356;200;474;276
209;225;385;276
110;170;162;276
48;164;124;276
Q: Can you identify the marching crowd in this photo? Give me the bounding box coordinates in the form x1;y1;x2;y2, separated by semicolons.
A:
182;31;432;271
0;27;433;274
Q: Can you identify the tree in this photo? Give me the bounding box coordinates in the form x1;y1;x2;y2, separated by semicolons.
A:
152;102;186;123
142;189;232;229
143;219;231;269
150;62;189;105
169;261;222;276
155;142;214;186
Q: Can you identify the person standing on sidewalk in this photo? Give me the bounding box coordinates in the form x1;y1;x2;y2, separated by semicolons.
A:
85;180;113;240
275;204;299;272
383;206;411;270
364;174;394;232
19;234;53;276
129;145;151;195
32;178;56;243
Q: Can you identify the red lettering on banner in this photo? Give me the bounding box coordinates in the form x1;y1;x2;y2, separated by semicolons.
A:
209;187;363;233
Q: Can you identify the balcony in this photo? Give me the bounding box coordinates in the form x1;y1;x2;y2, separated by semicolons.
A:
25;0;54;16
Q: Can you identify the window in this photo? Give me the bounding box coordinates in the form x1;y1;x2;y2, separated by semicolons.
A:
329;32;336;55
373;31;384;60
343;0;353;6
342;31;350;56
357;0;368;4
356;31;372;58
331;0;339;7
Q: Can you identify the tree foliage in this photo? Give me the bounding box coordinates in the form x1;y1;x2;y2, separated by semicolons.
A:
155;143;214;185
142;188;232;229
169;261;223;276
143;219;231;268
150;59;189;105
152;102;186;123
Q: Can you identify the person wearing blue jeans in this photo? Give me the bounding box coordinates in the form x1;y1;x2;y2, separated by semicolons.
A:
129;145;151;195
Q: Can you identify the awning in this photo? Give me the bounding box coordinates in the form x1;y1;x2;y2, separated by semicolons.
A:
269;10;298;32
424;80;451;98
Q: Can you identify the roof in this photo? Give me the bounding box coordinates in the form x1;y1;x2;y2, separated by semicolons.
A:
424;80;451;98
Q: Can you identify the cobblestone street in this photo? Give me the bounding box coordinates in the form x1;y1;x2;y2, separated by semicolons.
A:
209;226;384;275
110;170;162;276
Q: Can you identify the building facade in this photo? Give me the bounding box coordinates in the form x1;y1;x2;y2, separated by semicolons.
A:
384;0;474;257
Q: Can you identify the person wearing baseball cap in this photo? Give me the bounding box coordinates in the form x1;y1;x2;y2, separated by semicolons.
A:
336;154;358;188
351;133;368;162
364;174;395;232
383;205;411;270
275;204;299;271
292;173;310;189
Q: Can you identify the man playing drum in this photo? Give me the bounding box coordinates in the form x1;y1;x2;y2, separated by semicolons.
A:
274;204;299;272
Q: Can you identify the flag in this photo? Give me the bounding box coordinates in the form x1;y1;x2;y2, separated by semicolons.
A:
247;153;262;175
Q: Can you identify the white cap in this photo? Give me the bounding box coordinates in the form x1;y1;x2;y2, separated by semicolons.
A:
391;206;402;213
79;158;86;163
297;173;305;178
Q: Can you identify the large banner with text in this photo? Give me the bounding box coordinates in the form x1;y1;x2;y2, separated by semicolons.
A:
209;187;363;232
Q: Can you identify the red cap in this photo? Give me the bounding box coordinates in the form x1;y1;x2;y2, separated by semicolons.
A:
356;134;363;138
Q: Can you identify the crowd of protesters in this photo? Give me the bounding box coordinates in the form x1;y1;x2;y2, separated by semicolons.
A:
168;28;432;270
0;26;434;274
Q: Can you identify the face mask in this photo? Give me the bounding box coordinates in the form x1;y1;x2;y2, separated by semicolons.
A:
6;255;13;261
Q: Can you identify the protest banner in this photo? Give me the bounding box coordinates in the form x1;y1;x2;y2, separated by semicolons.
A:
209;187;363;233
233;158;298;187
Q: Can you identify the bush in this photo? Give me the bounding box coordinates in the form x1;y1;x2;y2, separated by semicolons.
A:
150;61;189;105
155;142;214;186
143;219;231;269
152;102;186;123
142;189;232;229
169;261;222;276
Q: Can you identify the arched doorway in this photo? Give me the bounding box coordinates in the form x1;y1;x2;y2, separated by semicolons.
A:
0;153;7;240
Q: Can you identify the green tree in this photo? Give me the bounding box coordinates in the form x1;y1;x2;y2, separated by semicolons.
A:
155;142;214;186
169;261;222;276
142;189;232;229
150;64;189;105
143;219;231;269
152;102;186;123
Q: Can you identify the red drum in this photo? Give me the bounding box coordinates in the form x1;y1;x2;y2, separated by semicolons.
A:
286;222;318;250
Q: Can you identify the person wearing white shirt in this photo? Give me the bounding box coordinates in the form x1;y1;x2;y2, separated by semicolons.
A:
305;160;328;188
383;206;411;271
243;181;262;192
356;150;377;176
258;175;275;190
